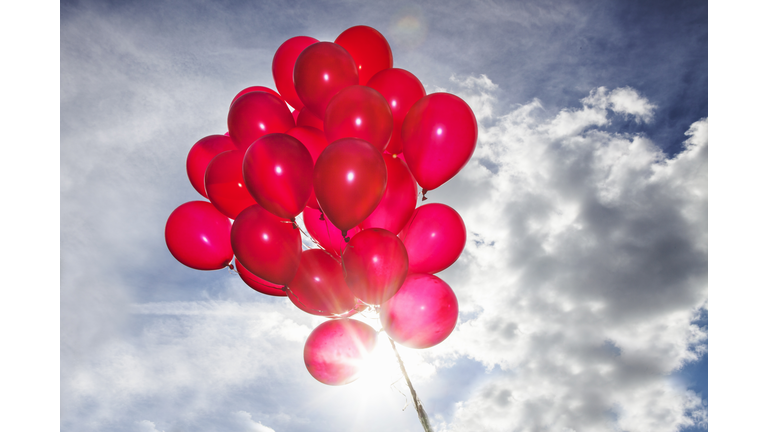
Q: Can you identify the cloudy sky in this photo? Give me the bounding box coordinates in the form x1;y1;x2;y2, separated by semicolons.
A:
50;0;721;430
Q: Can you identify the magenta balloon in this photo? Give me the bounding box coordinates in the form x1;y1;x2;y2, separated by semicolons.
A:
231;204;301;286
401;93;478;191
204;150;258;219
359;155;418;234
272;36;319;111
293;42;359;118
380;273;458;349
297;107;324;131
292;109;300;123
230;86;283;107
242;133;313;220
334;25;393;86
165;201;233;270
227;91;296;150
235;259;287;297
287;249;358;317
398;203;466;274
324;85;393;152
302;207;360;257
304;318;378;386
186;135;237;199
342;228;408;305
366;68;426;155
287;126;330;210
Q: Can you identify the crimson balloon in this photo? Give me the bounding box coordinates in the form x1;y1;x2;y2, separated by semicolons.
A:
296;107;324;130
231;204;301;286
335;25;393;86
292;109;300;123
186;135;236;199
324;85;393;152
366;68;426;155
287;126;330;210
304;318;378;385
227;91;295;150
235;259;287;297
342;228;408;305
165;201;233;270
205;149;258;219
302;206;359;257
313;138;387;234
231;86;283;107
287;249;358;317
399;203;466;274
242;133;313;220
272;36;319;111
401;93;478;191
380;273;458;349
293;42;359;118
359;154;418;234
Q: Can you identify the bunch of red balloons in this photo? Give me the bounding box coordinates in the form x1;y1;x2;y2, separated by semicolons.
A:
164;25;477;386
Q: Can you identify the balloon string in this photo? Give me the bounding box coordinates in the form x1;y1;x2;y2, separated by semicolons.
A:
389;376;410;411
389;338;433;432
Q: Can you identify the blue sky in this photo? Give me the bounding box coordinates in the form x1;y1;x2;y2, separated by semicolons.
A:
52;0;716;430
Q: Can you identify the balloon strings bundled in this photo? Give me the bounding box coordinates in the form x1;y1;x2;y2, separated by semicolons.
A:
388;337;434;432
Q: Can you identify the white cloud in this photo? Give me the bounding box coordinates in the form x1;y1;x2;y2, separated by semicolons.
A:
232;411;277;432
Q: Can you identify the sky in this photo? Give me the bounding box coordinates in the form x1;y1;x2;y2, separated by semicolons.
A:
49;0;719;430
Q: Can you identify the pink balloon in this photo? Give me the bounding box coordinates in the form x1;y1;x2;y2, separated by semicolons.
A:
287;126;330;210
186;135;237;199
342;228;408;305
287;249;358;317
231;86;282;107
366;68;426;155
272;36;319;111
335;25;393;86
293;42;359;118
324;85;393;152
205;149;258;219
242;133;313;220
304;318;378;386
235;259;287;297
359;154;418;234
231;204;301;286
297;107;324;131
380;273;458;349
401;93;478;192
398;203;466;274
292;109;300;123
227;91;295;150
302;207;360;257
165;201;233;270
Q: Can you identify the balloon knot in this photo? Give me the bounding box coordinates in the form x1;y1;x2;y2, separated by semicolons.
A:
227;263;234;270
342;230;350;243
319;212;325;221
291;218;298;229
421;188;429;201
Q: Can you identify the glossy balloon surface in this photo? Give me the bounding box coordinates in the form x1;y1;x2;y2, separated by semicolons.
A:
231;204;301;286
227;91;295;150
359;155;417;234
292;109;300;123
304;318;377;385
231;86;282;107
243;133;313;220
324;85;393;152
205;150;258;219
335;25;393;85
272;36;319;110
235;259;287;297
165;201;233;270
302;207;359;257
313;138;387;232
287;126;330;209
296;107;324;131
293;42;359;118
186;135;237;199
380;273;458;349
401;93;478;191
366;68;426;155
342;228;408;305
399;203;466;274
287;249;358;316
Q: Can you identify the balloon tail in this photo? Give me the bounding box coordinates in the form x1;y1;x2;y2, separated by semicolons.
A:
421;188;429;201
319;211;325;221
342;230;350;243
389;338;433;432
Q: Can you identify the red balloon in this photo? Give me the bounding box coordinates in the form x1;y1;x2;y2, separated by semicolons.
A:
302;207;360;257
304;318;377;386
399;203;466;274
313;138;387;234
293;42;359;118
242;133;313;220
367;68;426;155
287;249;358;317
230;86;282;107
227;91;295;150
292;109;300;123
335;25;393;86
287;126;330;209
296;107;324;131
205;150;258;219
272;36;319;111
342;228;408;305
235;259;287;297
401;93;478;191
165;201;233;270
380;273;458;349
186;135;237;199
324;85;393;152
359;155;418;234
231;204;301;286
